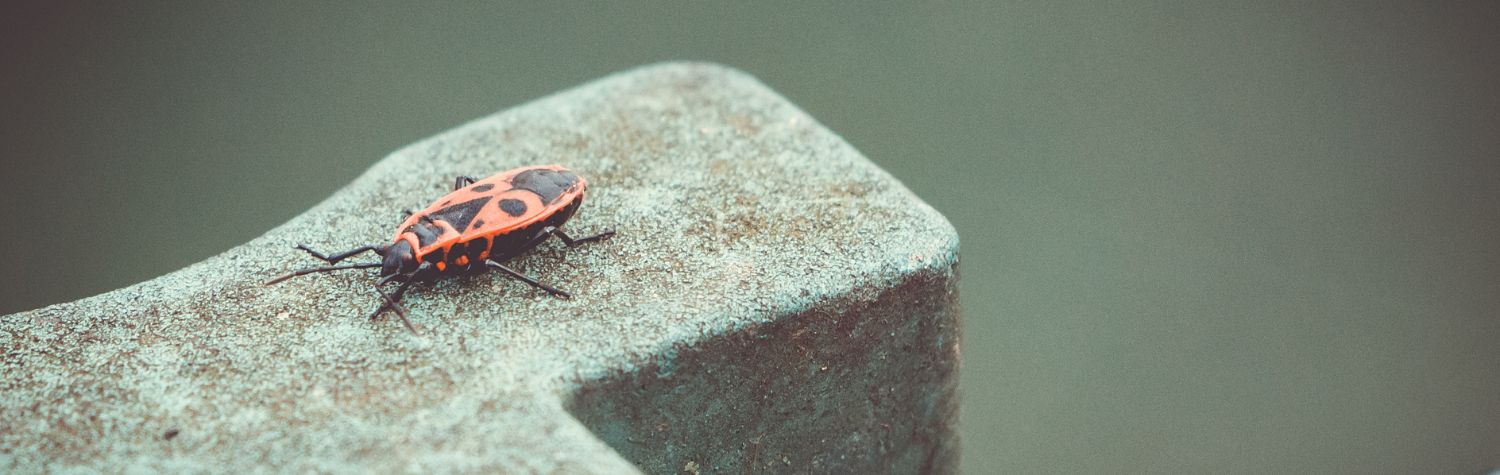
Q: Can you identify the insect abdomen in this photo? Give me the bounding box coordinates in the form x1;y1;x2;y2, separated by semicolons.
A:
486;194;584;261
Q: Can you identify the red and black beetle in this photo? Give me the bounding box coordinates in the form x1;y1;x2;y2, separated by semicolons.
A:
267;164;614;332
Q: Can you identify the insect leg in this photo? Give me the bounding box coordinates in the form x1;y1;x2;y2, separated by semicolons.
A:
370;263;431;319
484;259;571;299
295;244;379;264
265;262;381;285
549;227;616;247
372;284;417;334
452;176;479;190
369;278;411;321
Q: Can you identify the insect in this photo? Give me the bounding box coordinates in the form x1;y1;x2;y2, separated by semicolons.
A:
266;164;614;332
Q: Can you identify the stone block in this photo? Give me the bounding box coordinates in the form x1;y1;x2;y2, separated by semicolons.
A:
0;62;959;473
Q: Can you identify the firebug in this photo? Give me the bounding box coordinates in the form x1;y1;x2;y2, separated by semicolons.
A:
266;164;614;332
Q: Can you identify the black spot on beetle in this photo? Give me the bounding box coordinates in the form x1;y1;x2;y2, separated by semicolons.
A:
411;222;442;247
499;199;527;217
429;196;493;231
511;169;578;204
470;219;485;231
471;183;494;192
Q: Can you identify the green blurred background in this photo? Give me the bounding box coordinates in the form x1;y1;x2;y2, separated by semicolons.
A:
4;2;1497;473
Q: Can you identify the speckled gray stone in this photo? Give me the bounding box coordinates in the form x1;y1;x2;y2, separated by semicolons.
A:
0;63;960;473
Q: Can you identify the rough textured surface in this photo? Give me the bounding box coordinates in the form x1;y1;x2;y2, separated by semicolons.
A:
569;271;959;474
0;63;960;473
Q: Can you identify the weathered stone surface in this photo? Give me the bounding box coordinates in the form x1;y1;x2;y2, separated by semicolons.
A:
0;63;959;473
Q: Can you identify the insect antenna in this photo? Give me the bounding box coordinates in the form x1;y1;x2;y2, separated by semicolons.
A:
265;262;382;285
